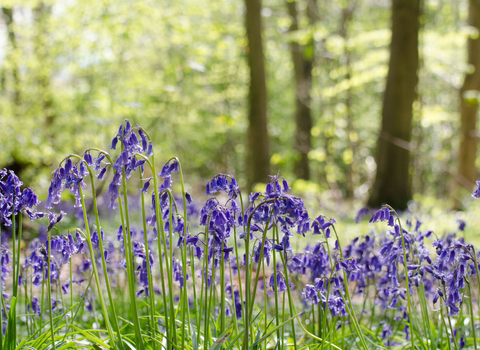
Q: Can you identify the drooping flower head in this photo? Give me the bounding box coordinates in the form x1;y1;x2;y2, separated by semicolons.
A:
0;169;43;225
46;157;89;209
105;120;152;208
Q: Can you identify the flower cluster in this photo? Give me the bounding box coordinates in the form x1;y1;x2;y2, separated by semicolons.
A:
0;169;42;224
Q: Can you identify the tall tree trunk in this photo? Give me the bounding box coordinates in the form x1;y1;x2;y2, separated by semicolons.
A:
457;0;480;193
287;0;318;180
2;7;21;115
245;0;270;189
35;3;56;144
367;0;419;210
340;1;358;197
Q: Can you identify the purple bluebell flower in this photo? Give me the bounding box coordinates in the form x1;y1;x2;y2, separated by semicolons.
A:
457;220;466;232
269;272;287;292
472;181;480;199
159;159;179;178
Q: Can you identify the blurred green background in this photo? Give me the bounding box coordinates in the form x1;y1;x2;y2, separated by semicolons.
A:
0;0;476;209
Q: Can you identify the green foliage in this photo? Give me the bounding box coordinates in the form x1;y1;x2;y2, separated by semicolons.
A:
0;0;473;201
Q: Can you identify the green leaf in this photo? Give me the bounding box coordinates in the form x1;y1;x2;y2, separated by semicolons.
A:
249;313;302;349
209;326;233;350
191;322;198;350
71;325;111;349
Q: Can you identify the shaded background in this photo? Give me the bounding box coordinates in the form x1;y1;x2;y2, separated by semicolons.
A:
0;0;478;210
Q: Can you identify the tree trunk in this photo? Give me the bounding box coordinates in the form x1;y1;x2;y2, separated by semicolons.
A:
34;3;56;144
245;0;270;189
367;0;419;210
340;1;358;197
2;7;21;114
457;0;480;192
287;0;318;180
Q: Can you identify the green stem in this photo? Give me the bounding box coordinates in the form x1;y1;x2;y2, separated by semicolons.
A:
243;198;276;349
176;159;191;349
82;159;125;350
190;248;199;335
119;168;145;349
272;225;280;344
167;192;177;345
220;241;226;335
330;225;369;350
70;259;73;335
248;215;271;319
387;206;415;350
12;214;16;298
140;172;157;349
279;248;298;350
15;214;22;299
151;155;175;348
465;279;477;350
46;229;56;350
78;185;117;349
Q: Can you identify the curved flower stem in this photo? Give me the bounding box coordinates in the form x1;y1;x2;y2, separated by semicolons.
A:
442;286;459;350
272;225;280;344
228;260;239;336
167;193;177;344
175;158;191;349
198;273;205;345
12;214;16;298
140;172;157;348
385;205;415;350
465;279;477;350
78;186;118;349
70;259;74;334
468;246;480;311
232;225;246;332
147;153;175;348
276;243;342;350
46;228;56;350
40;264;46;332
262;262;267;349
439;302;452;350
189;247;199;335
64;153;124;349
280;250;297;350
220;241;226;335
243;198;276;349
205;236;216;349
248;215;271;319
119;165;145;349
234;193;247;337
15;214;22;299
77;157;125;350
201;221;210;349
321;240;335;350
331;225;369;350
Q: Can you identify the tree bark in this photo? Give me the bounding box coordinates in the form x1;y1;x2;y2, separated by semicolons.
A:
2;7;20;114
340;1;358;197
367;0;419;210
245;0;270;189
287;0;318;180
457;0;480;192
34;3;56;143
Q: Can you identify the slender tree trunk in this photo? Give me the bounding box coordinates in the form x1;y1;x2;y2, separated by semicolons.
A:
457;0;480;192
287;0;318;180
340;1;358;198
245;0;270;189
367;0;419;210
2;7;21;115
35;3;56;144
